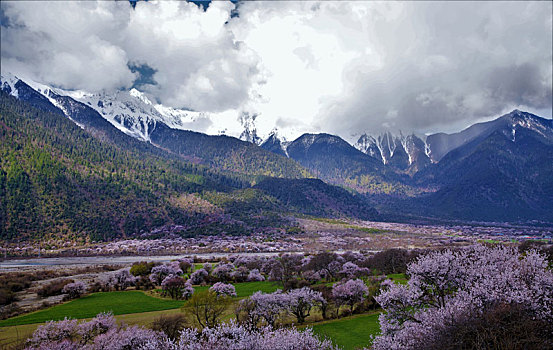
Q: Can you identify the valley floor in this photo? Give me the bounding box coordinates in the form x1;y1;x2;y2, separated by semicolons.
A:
4;217;550;261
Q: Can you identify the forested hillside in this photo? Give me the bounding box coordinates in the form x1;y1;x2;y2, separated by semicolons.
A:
285;133;413;195
0;92;378;241
149;123;310;179
0;92;249;241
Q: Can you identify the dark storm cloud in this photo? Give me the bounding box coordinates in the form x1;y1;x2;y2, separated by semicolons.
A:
317;1;552;137
1;1;551;139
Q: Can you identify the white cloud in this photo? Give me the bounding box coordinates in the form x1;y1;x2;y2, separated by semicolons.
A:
1;1;551;141
1;0;257;113
1;1;136;91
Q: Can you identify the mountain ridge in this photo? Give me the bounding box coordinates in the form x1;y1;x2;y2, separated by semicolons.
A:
2;73;552;224
1;74;311;180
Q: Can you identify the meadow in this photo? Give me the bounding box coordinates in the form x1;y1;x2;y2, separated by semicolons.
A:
310;313;381;350
0;278;386;349
0;291;184;327
0;280;281;328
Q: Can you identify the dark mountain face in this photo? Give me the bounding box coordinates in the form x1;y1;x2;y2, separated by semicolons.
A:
355;134;382;162
284;133;409;194
260;133;287;157
425;110;553;162
411;126;553;221
416;111;553;186
349;111;553;222
0;91;224;241
1;80;64;116
254;178;379;220
149;123;308;178
2;77;309;180
286;133;373;164
354;132;430;173
387;141;410;170
403;134;431;173
1;81;178;160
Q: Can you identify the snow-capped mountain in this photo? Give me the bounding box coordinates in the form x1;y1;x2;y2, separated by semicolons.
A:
1;72;225;142
3;72;551;177
426;109;553;162
1;72;19;97
66;89;215;141
354;134;381;160
259;129;289;157
354;131;430;171
2;71;68;115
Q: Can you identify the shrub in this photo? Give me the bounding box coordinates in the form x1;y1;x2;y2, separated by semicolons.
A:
178;258;194;274
62;281;87;299
210;282;237;297
230;266;249;283
183;290;231;328
6;281;26;292
0;288;17;306
310;284;335;319
129;262;156;277
25;315;336;349
247;269;265;282
37;279;74;298
135;275;155;291
177;320;337;349
25;313;170;349
425;302;553;350
246;290;289;328
151;313;189;340
149;262;183;286
161;276;186;299
189;268;208;285
364;248;419;274
287;287;325;324
0;303;21;320
182;282;194;300
212;263;234;282
332;279;368;315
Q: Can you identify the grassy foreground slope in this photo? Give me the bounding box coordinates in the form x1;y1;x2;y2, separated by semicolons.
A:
0;291;184;327
0;282;280;327
310;313;381;350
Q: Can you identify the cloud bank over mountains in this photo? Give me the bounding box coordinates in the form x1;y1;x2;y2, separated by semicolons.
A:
1;1;551;140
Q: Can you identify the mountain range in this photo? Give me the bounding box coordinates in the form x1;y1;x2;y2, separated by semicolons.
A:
1;72;552;242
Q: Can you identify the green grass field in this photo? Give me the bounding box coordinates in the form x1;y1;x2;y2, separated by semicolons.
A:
309;313;381;350
0;291;184;327
0;281;279;328
193;280;280;298
387;273;408;285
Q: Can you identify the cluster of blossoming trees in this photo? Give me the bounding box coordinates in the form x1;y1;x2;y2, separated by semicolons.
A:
372;245;553;349
235;280;368;328
24;312;338;350
24;244;553;349
123;251;387;304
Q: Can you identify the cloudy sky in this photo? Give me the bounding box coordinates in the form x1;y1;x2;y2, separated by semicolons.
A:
1;0;551;141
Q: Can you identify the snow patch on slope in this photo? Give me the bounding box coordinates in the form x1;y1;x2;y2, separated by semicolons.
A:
0;72;20;98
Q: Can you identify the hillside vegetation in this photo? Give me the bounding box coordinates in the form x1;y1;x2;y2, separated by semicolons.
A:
0;93;378;241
